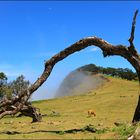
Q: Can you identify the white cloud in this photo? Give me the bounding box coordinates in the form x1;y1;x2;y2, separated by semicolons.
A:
89;47;100;52
4;71;21;77
0;65;23;78
0;63;35;81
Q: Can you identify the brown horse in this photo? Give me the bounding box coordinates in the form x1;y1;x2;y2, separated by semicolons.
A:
88;110;96;117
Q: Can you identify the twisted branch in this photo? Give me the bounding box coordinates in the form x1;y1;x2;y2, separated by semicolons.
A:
128;10;139;56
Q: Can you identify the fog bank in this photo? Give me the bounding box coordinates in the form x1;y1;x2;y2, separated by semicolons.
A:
55;70;108;98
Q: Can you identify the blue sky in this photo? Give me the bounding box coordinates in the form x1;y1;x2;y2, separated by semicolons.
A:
0;1;140;100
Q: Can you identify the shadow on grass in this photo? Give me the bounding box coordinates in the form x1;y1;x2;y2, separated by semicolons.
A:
0;124;107;135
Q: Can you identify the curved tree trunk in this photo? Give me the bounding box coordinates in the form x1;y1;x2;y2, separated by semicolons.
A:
132;95;140;123
0;10;140;123
132;70;140;123
17;103;42;123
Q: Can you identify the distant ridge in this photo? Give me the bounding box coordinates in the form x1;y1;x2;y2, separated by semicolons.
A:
77;64;137;81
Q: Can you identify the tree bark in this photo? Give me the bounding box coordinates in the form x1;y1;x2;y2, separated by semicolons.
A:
17;103;42;123
132;95;140;123
132;70;140;123
0;10;140;123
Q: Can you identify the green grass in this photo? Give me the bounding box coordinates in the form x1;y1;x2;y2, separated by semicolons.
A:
111;123;137;139
0;76;139;139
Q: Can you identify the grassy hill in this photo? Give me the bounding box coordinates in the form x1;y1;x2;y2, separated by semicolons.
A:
55;71;108;97
0;76;139;139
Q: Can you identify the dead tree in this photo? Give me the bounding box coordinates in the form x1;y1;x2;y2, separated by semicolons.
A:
0;10;140;123
0;97;42;122
16;102;42;123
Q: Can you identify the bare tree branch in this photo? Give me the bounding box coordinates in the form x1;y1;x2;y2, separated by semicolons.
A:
129;10;138;44
128;10;139;55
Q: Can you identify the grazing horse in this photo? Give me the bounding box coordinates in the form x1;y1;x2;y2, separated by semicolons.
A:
88;110;96;117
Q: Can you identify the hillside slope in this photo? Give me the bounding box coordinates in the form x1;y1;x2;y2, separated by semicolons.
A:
55;70;108;98
55;64;137;98
0;76;139;139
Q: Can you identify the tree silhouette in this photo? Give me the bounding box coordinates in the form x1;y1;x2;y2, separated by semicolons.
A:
0;10;140;123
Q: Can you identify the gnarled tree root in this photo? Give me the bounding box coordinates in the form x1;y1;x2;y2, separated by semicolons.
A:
17;103;42;123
